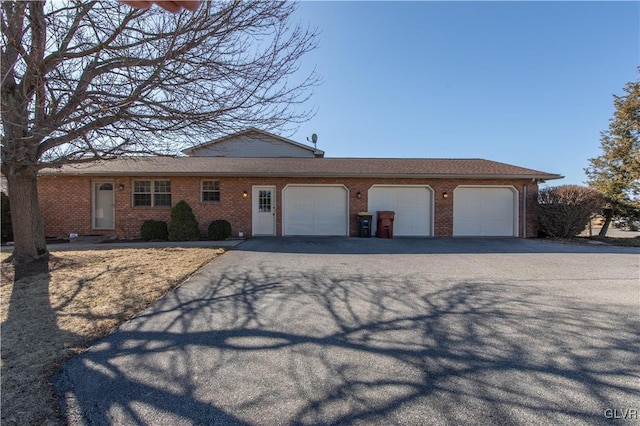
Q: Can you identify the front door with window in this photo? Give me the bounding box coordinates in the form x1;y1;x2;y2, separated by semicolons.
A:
252;186;276;235
93;181;115;229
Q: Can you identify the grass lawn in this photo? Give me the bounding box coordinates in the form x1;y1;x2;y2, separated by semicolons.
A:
0;247;225;425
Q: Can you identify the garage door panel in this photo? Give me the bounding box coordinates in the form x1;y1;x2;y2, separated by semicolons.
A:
453;187;516;236
283;186;348;236
368;186;432;236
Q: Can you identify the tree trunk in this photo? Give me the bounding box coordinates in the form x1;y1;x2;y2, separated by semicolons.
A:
5;169;49;264
598;208;613;237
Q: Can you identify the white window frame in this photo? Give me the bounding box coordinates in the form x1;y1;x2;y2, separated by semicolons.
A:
133;179;172;207
201;179;221;203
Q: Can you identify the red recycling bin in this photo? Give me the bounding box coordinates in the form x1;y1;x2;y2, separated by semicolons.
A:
376;211;395;238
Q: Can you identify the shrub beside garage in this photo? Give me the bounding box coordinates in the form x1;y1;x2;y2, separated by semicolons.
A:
537;185;605;238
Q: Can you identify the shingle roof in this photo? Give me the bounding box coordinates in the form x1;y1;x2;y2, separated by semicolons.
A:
40;157;563;180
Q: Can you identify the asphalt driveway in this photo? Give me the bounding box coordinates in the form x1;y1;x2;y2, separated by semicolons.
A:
56;237;640;425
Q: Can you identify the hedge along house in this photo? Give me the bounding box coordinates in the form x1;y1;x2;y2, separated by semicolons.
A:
37;128;562;240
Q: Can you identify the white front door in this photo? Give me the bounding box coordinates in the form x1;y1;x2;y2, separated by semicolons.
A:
93;181;115;229
252;186;276;235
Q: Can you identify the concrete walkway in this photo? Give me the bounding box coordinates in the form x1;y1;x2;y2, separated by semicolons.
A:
0;239;244;253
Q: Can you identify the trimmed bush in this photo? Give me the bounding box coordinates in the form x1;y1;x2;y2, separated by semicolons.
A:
1;192;13;243
168;200;199;241
140;220;168;241
208;219;232;241
537;185;605;238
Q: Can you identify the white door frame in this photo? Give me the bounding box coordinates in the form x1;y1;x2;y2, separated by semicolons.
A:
92;180;115;230
252;185;276;236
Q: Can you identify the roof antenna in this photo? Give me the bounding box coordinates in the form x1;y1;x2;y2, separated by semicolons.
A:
307;133;318;150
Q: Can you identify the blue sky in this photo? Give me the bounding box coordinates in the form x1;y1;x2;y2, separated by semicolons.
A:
289;1;639;186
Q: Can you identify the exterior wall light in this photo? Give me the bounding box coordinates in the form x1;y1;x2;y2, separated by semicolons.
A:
118;184;125;191
242;191;249;198
356;191;362;199
442;191;449;199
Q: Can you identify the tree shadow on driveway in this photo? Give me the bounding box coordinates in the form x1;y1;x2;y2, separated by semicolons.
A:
55;263;640;425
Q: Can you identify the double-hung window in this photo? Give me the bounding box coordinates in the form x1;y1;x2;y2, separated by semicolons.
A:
133;180;171;207
202;180;220;202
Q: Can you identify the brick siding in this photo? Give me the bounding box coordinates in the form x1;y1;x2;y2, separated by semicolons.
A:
38;175;539;239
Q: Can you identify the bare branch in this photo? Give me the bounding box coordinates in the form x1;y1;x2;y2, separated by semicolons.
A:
2;0;318;173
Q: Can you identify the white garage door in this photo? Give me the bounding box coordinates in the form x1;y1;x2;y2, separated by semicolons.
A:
283;185;348;236
453;186;517;236
368;186;433;236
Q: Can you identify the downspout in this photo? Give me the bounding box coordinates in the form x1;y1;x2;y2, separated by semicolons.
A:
522;184;527;238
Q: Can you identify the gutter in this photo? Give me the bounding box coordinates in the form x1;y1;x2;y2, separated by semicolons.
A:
39;170;564;181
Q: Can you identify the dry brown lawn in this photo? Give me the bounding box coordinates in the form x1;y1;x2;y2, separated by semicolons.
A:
0;247;225;425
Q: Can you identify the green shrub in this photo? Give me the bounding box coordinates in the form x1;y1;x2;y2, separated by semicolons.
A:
537;185;605;238
1;192;13;243
208;219;232;241
140;220;168;241
168;200;199;241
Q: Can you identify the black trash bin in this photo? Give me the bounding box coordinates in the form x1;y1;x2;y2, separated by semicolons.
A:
356;212;373;238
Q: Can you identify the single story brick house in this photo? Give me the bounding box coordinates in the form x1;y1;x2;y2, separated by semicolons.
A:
38;128;562;239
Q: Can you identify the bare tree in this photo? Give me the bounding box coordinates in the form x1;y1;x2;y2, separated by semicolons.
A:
1;0;318;263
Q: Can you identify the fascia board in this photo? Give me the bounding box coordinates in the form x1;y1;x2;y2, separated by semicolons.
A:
39;170;563;180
